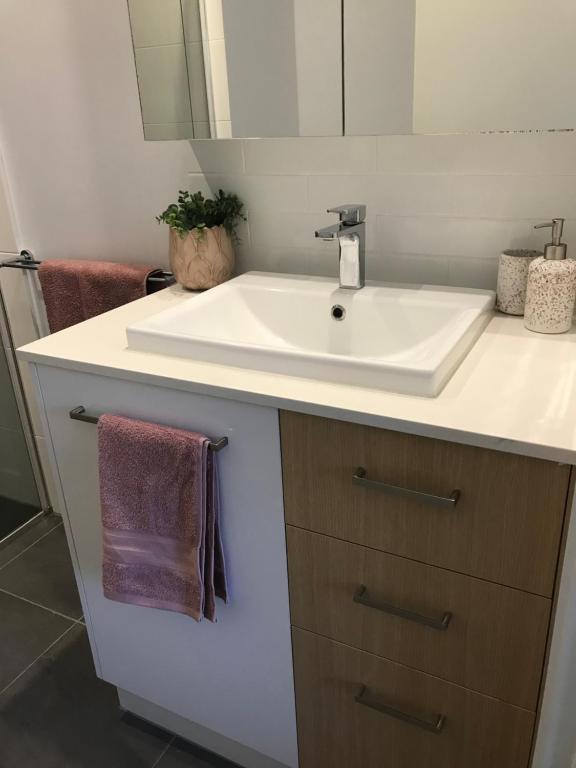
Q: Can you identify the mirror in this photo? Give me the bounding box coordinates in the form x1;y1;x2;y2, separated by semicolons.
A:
127;0;576;140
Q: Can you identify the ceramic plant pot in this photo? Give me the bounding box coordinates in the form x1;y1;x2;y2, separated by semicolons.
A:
169;225;234;290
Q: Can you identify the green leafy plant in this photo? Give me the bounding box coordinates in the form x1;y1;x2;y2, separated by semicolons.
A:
157;189;246;240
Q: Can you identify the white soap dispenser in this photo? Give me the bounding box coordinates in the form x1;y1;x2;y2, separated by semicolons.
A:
524;218;576;333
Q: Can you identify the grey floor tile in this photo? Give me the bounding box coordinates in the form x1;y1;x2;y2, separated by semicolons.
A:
0;524;82;619
0;625;171;768
0;515;62;569
157;738;240;768
0;591;72;692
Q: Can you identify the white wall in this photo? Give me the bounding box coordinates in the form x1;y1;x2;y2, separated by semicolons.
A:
0;0;198;263
414;0;576;133
0;153;17;254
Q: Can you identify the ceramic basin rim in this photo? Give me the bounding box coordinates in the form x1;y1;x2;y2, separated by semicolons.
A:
126;272;495;387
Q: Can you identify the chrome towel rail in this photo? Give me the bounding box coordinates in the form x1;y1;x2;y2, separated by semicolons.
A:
69;406;229;453
1;250;40;270
1;251;175;290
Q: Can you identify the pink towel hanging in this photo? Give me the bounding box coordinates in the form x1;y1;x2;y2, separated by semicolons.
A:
38;259;161;333
97;414;227;622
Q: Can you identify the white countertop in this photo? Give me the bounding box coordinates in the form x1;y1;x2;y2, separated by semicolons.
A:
17;283;576;464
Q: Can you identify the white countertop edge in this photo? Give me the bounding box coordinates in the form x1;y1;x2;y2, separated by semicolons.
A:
17;347;574;465
17;283;576;466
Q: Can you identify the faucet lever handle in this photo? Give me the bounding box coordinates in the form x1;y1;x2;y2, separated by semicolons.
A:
327;204;367;225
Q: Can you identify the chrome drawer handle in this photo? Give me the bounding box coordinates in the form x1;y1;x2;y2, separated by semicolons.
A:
353;467;460;508
355;685;446;734
353;585;452;631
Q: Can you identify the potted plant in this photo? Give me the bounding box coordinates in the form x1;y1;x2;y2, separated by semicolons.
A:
157;189;246;290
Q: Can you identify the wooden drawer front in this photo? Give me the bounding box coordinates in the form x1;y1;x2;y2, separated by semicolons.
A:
287;527;550;710
293;628;534;768
280;411;569;595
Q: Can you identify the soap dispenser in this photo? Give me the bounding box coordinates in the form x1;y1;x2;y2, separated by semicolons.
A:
524;218;576;333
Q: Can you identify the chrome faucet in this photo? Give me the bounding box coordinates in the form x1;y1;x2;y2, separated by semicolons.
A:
315;205;366;289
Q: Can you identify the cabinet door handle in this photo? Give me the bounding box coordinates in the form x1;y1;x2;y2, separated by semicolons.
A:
353;467;460;508
353;585;452;631
355;685;446;734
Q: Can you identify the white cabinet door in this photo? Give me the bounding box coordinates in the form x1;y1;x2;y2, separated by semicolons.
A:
35;364;298;768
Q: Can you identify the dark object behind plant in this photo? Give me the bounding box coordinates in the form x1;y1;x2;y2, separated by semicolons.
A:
157;189;246;240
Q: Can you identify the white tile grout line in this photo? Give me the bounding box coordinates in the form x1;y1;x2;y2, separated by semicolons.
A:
0;586;83;625
150;736;176;768
0;622;77;698
0;519;63;573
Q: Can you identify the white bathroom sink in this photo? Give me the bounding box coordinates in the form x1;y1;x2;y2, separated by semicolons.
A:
127;272;495;396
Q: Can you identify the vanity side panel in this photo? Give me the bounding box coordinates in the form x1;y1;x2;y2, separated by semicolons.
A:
35;364;298;768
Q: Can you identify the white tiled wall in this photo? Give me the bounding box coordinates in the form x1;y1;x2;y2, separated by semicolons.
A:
188;131;576;289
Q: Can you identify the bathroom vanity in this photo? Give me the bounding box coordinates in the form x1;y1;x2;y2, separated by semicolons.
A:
18;282;576;768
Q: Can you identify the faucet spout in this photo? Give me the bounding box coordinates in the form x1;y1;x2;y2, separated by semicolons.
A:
315;205;367;289
315;223;341;240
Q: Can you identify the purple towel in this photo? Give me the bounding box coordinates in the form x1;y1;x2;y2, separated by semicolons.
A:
38;260;161;333
97;414;227;622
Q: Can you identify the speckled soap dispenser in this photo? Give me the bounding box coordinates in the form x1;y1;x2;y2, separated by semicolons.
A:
524;218;576;333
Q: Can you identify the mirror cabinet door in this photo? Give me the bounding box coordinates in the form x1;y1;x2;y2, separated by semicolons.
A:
128;0;342;140
344;0;416;136
411;0;576;133
127;0;576;140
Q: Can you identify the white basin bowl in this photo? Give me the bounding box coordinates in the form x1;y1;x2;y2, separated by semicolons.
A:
127;272;495;396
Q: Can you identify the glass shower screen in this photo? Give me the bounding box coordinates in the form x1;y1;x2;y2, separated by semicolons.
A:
0;342;43;541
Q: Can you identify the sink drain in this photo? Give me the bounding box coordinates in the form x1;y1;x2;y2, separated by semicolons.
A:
331;304;346;321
